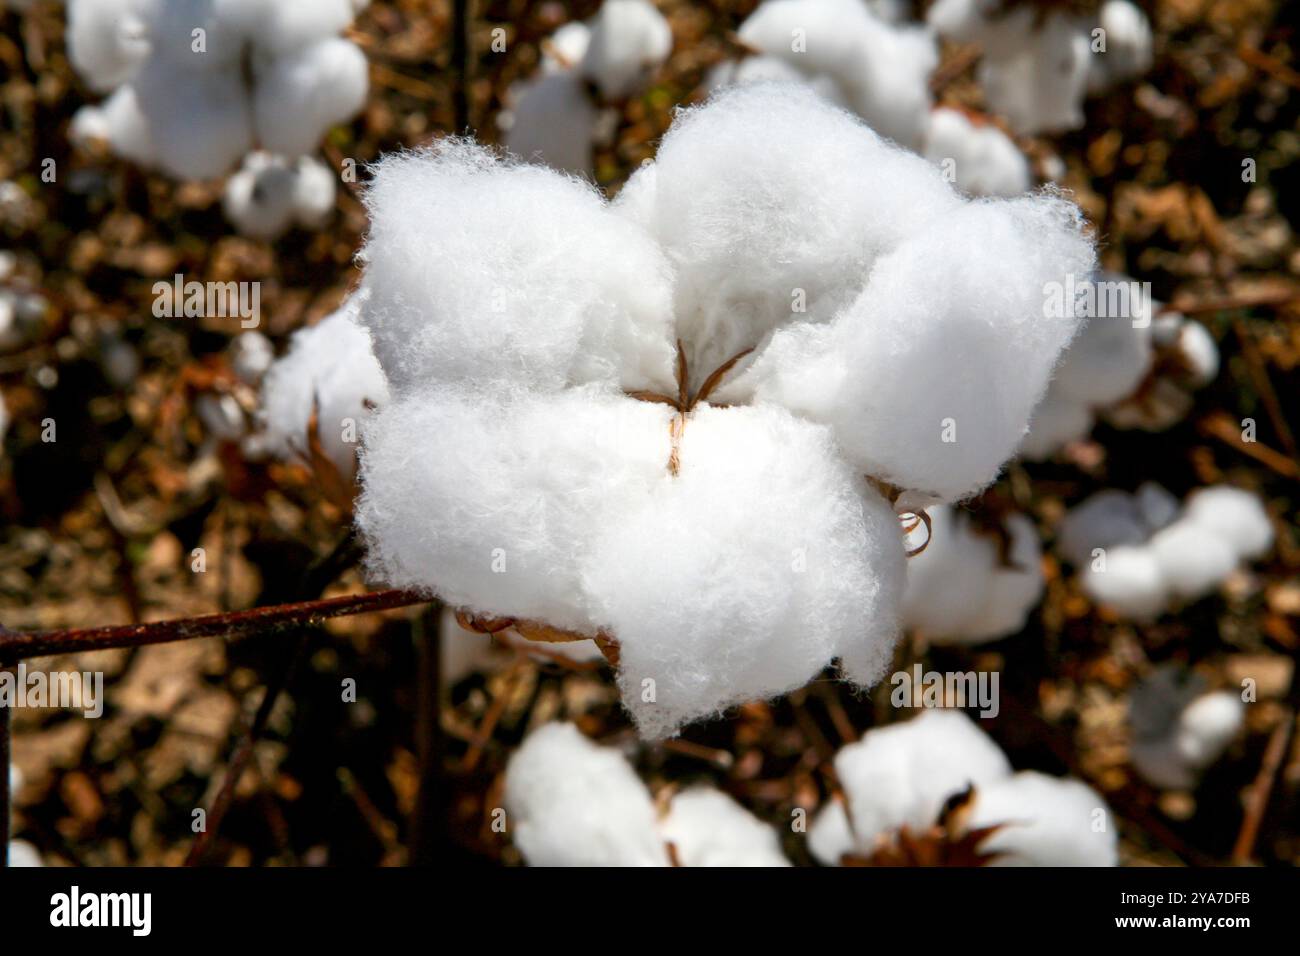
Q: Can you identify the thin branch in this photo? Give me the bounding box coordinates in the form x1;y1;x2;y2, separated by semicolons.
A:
1231;708;1294;864
0;588;430;663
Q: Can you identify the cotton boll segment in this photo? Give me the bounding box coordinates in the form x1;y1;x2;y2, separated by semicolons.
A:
1147;517;1238;602
502;72;601;175
647;83;962;388
578;0;672;101
291;156;339;229
979;15;1092;135
1018;391;1093;461
1056;488;1150;568
360;139;676;397
1174;319;1220;388
131;60;254;179
6;840;42;867
970;771;1118;866
1080;544;1169;620
502;723;670;866
921;108;1031;198
961;513;1045;643
252;37;369;159
807;798;856;866
661;788;791;866
1182;486;1273;562
1130;670;1244;789
222;152;298;240
258;297;389;476
759;192;1093;502
1049;282;1155;407
901;506;998;640
823;710;1013;852
69;86;157;169
258;0;361;55
66;0;155;93
358;387;673;635
230;330;274;385
581;403;905;738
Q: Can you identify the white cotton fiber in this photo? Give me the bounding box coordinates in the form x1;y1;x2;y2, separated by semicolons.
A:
733;0;937;150
252;37;369;158
502;72;601;175
963;513;1045;643
258;296;389;476
359;139;676;397
582;404;905;738
7;840;42;867
69;85;158;168
814;710;1012;855
1019;392;1094;460
661;787;791;866
1175;319;1219;388
645;83;962;387
750;191;1093;501
1176;691;1245;770
577;0;672;101
358;386;673;635
806;798;856;865
1050;285;1155;407
503;723;669;866
970;771;1118;866
1182;486;1273;561
230;330;273;384
544;22;592;72
922;107;1031;198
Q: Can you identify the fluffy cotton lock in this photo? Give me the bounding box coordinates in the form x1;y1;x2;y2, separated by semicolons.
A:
902;505;1044;645
67;0;369;181
1088;0;1154;93
1129;666;1244;790
1057;484;1273;620
502;0;671;175
921;107;1031;198
713;0;938;150
356;84;1094;737
503;722;789;866
222;152;337;239
253;295;389;477
808;709;1117;866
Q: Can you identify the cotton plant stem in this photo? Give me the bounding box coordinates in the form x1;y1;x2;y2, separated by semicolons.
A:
0;588;428;663
1231;708;1295;864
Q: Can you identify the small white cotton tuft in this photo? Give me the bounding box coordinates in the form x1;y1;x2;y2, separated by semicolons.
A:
1148;517;1238;601
661;788;791;866
502;723;669;866
970;771;1118;866
578;0;672;101
1088;0;1154;92
1130;670;1244;789
257;296;389;476
1081;544;1169;619
1182;486;1273;561
230;331;274;385
222;152;338;239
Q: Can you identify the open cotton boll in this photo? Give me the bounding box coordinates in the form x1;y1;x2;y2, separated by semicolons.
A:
752;192;1093;502
577;0;672;101
661;788;791;867
258;297;389;476
1049;281;1154;407
66;0;154;93
543;22;592;72
1088;0;1153;93
222;152;298;240
131;60;253;179
813;710;1013;857
582;404;905;738
1175;691;1245;770
1182;486;1273;561
1130;670;1244;789
1081;544;1168;619
979;15;1092;135
503;723;670;866
359;139;676;397
645;83;962;387
252;37;369;159
358;387;673;636
921;107;1031;198
733;0;937;150
1148;517;1239;602
502;72;601;175
970;772;1117;866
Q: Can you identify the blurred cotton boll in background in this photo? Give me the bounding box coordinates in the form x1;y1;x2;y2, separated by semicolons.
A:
808;710;1117;866
222;152;338;239
1129;666;1245;790
66;0;370;182
503;722;789;866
